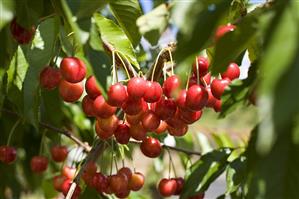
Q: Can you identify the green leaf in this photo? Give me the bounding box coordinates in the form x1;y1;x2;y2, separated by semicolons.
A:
226;156;247;194
136;3;169;45
76;0;108;19
0;0;15;30
180;148;232;199
42;178;58;199
93;13;139;69
212;132;235;148
109;0;142;47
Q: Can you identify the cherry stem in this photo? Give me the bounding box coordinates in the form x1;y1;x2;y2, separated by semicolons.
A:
115;51;131;80
39;130;47;156
65;182;77;199
167;48;174;76
7;119;21;146
201;77;208;88
195;57;200;85
186;67;192;90
168;149;172;179
151;48;167;81
163;62;167;81
112;50;117;84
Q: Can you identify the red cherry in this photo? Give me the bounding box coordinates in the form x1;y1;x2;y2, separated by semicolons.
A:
122;98;146;115
125;112;143;125
39;66;61;90
174;177;184;195
10;18;35;44
110;173;129;194
155;121;168;134
50;145;68;162
82;95;95;117
95;121;114;140
129;172;145;191
168;125;188;137
176;89;187;110
213;99;222;112
221;63;240;80
97;115;119;132
59;80;83;103
118;167;132;181
179;109;202;124
154;97;177;120
188;74;198;88
115;188;130;198
186;85;208;111
61;180;81;199
200;72;211;86
62;166;76;180
93;95;116;118
0;145;17;164
30;156;48;173
144;81;163;103
92;172;108;193
141;110;160;131
140;137;161;158
129;123;147;141
127;77;146;100
82;162;97;186
85;76;102;99
114;123;131;144
206;87;217;107
158;178;177;197
210;78;230;99
107;83;128;107
165;111;187;129
53;175;67;192
192;56;209;77
188;193;205;199
163;75;181;98
60;57;86;83
104;175;113;194
215;24;236;41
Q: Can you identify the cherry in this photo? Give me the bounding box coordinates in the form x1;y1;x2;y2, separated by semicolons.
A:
189;193;205;199
60;57;86;83
118;167;133;181
30;156;48;173
155;121;168;134
129;123;147;141
50;145;68;162
144;81;163;103
176;89;187;110
165;111;187;129
61;180;81;199
53;175;67;192
210;78;230;99
95;121;114;140
82;95;95;117
10;18;35;44
0;145;17;164
97;115;119;132
107;83;128;107
215;24;236;41
122;98;147;115
142;110;160;131
163;75;181;98
140;137;161;158
39;66;61;90
213;99;222;112
62;166;76;180
174;177;184;195
206;87;217;107
201;72;211;86
221;63;240;80
186;85;208;111
168;125;188;137
114;123;131;144
158;178;177;197
85;76;102;99
104;175;113;194
110;173;129;194
59;80;83;103
179;109;202;124
93;95;116;118
129;172;145;191
115;188;130;198
154;97;177;120
127;77;146;100
188;75;198;88
192;56;209;77
82;162;97;187
92;172;108;193
125;112;144;125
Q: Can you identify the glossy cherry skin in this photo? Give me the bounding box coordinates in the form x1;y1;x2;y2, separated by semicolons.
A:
215;24;236;41
206;87;217;107
165;111;187;129
59;80;83;103
114;123;131;144
10;18;35;44
163;75;181;98
125;112;144;125
154;97;177;120
61;180;81;199
62;166;76;180
158;178;177;197
93;95;116;118
92;172;109;193
53;175;67;192
140;137;162;158
118;167;132;181
192;56;209;77
95;121;114;140
129;123;147;141
82;95;95;117
144;81;163;103
85;76;102;99
39;66;62;90
174;177;184;195
210;78;230;99
179;109;202;124
155;121;168;134
30;156;48;173
60;57;86;83
129;172;145;191
186;85;208;111
176;89;188;110
110;173;129;195
97;115;119;132
188;193;205;199
142;110;160;131
213;99;222;112
221;63;240;80
0;145;17;164
50;145;68;162
82;161;97;186
107;83;128;107
201;72;211;86
122;98;146;115
115;188;131;198
168;125;188;137
127;77;146;100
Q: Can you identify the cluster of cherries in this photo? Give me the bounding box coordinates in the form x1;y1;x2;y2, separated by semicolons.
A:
10;18;35;44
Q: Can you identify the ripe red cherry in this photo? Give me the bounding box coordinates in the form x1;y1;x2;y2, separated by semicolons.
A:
0;145;17;164
186;85;208;111
200;72;211;86
53;175;67;192
179;109;202;124
129;123;147;141
115;188;130;198
10;18;35;44
189;193;205;199
206;87;217;107
93;95;116;118
158;178;177;197
168;125;188;137
125;112;143;125
210;78;230;99
30;156;48;173
107;83;128;107
82;162;97;186
62;166;76;180
176;89;187;110
60;57;86;83
140;137;161;158
163;75;181;98
192;56;209;77
59;80;83;103
92;172;108;192
129;172;145;191
188;74;198;88
97;115;119;132
110;173;129;194
155;121;168;134
174;177;184;195
39;66;61;90
213;99;222;112
127;77;146;100
114;123;131;144
154;97;177;120
85;76;102;99
50;145;68;162
61;180;81;199
142;110;160;131
118;167;132;181
95;121;114;140
215;24;236;41
144;81;163;103
165;111;187;129
221;63;240;80
82;95;95;117
122;98;146;115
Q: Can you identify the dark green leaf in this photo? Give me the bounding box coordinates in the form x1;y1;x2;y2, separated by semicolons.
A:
76;0;108;19
226;156;247;194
